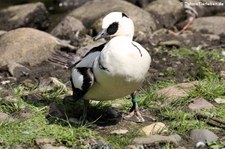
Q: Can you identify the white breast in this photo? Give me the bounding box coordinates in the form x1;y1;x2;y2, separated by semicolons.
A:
83;36;151;101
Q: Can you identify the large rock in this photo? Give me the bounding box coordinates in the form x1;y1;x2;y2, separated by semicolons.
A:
190;17;225;35
145;0;183;28
68;0;156;38
190;129;218;143
0;28;75;67
51;16;86;47
150;28;221;48
0;2;49;31
51;16;85;40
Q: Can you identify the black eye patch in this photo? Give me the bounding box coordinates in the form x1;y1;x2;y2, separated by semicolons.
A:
107;22;119;35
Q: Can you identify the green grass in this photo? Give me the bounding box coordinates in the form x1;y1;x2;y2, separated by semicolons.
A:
0;86;97;148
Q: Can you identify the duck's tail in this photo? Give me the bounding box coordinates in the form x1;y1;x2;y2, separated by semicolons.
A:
48;50;81;69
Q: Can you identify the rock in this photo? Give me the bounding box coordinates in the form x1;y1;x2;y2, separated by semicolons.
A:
56;0;90;10
169;134;182;143
0;30;6;36
69;0;156;38
0;112;9;122
110;129;128;135
0;28;75;67
188;97;215;111
51;16;86;41
0;2;49;31
159;40;182;48
2;95;18;104
38;77;67;92
7;62;31;78
157;82;196;101
145;0;183;28
126;0;151;8
141;122;167;135
151;29;221;48
83;139;113;149
132;135;178;146
190;129;218;143
123;145;144;149
214;98;225;104
190;17;225;35
35;138;56;146
42;144;67;149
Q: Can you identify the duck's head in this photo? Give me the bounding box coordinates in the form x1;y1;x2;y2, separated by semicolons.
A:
94;12;134;41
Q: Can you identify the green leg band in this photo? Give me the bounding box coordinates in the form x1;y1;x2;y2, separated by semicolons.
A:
132;98;139;103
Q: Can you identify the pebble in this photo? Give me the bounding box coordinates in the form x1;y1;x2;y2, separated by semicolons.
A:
35;138;56;145
124;145;144;149
132;135;178;146
42;144;67;149
214;98;225;104
141;122;167;136
110;129;128;135
188;97;215;111
2;95;18;104
190;129;218;143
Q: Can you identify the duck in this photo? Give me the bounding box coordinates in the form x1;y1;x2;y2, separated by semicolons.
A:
51;12;151;122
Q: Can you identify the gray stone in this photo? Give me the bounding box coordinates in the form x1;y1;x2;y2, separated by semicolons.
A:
42;144;67;149
35;138;56;145
157;82;196;101
188;97;214;111
7;62;31;78
0;2;49;31
151;29;221;48
51;16;85;40
190;17;225;35
124;145;144;149
169;134;182;142
214;98;225;104
145;0;183;28
69;0;156;38
38;77;67;93
0;28;75;67
110;129;128;135
0;30;6;36
190;129;218;143
132;135;178;146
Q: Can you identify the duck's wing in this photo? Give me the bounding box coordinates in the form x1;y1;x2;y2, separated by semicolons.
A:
75;43;106;68
71;43;106;100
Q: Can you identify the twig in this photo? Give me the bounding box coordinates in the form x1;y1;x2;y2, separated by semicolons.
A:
195;113;225;129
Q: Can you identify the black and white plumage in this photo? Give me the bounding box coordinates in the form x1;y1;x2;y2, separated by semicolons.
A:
51;12;151;122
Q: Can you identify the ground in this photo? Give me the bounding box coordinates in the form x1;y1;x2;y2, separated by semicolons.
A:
1;46;225;149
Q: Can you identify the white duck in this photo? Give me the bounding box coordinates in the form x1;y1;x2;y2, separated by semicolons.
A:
60;12;151;122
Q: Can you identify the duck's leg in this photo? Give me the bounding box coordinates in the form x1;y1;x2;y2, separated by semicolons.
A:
124;92;145;122
82;100;89;121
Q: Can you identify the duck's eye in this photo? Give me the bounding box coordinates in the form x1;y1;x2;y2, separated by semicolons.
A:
107;22;119;35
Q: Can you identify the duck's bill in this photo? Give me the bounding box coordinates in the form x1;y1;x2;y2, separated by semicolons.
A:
94;29;108;41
